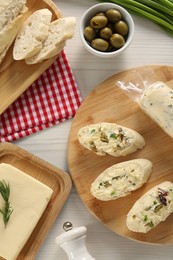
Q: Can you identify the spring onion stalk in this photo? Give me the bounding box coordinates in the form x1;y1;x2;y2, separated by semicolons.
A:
156;0;173;10
136;0;173;17
97;0;173;35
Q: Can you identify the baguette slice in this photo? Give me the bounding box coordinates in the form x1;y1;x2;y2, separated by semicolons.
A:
0;0;26;32
78;122;145;157
25;17;76;64
13;8;52;60
0;2;27;64
0;0;14;15
127;181;173;233
91;159;153;201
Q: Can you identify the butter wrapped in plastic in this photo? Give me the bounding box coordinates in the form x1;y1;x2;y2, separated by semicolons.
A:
116;78;173;139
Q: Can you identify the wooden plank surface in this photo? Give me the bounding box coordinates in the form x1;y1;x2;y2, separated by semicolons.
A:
0;142;72;259
68;65;173;245
0;0;61;115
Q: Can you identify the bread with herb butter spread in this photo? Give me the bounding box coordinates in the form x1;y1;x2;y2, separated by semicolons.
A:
127;181;173;233
91;159;153;201
78;122;145;157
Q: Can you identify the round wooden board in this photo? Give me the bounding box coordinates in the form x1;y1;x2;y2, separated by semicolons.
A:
68;65;173;245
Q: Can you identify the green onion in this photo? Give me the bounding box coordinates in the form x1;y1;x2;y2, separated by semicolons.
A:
97;0;173;35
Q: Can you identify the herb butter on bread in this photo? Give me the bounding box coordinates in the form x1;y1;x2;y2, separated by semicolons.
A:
25;17;76;64
13;8;52;60
78;122;145;157
91;159;152;201
127;181;173;233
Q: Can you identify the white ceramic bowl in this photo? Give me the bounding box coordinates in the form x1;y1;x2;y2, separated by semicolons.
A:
80;3;135;58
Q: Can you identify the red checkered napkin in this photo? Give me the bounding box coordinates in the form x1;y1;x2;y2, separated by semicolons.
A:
0;51;82;142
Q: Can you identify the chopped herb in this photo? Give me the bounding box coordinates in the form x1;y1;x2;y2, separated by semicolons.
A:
103;181;111;188
111;191;116;196
145;221;154;228
89;141;97;152
112;174;126;181
91;129;96;133
110;133;118;139
144;215;148;222
100;132;109;142
154;204;163;212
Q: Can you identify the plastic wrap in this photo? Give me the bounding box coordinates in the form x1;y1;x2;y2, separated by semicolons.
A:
116;71;173;139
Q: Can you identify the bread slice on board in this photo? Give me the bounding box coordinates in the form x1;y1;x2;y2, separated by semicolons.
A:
13;8;52;60
25;17;76;64
0;0;27;64
0;0;26;32
91;159;153;201
0;0;13;12
127;181;173;233
78;122;145;157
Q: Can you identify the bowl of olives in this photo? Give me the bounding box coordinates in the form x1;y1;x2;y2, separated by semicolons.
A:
80;3;135;58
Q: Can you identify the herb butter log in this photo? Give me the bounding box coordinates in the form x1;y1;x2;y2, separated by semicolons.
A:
78;123;145;156
0;163;53;260
139;81;173;139
127;181;173;233
91;159;153;201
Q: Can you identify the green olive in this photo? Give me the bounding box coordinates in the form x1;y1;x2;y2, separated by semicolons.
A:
95;12;106;16
110;33;125;48
105;9;122;23
84;26;96;42
91;38;109;51
114;20;129;36
90;15;108;29
100;27;112;40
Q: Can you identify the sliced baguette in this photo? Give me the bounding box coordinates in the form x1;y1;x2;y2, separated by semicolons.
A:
25;17;76;64
0;2;28;65
78;122;145;157
0;0;26;31
13;8;52;60
0;0;13;13
91;159;153;201
127;181;173;233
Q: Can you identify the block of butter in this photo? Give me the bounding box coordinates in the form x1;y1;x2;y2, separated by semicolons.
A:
0;163;53;260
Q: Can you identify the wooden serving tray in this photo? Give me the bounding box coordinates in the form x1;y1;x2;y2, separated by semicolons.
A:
0;142;72;259
68;65;173;245
0;0;61;115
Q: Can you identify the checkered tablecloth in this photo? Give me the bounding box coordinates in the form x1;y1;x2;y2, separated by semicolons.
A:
0;51;82;142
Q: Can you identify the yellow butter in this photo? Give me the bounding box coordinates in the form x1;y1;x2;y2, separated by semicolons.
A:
0;163;53;260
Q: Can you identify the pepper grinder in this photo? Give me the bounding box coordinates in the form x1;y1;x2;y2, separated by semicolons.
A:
55;222;96;260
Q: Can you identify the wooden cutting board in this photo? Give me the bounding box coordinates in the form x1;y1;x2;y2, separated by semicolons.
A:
0;0;61;115
0;142;72;259
68;65;173;245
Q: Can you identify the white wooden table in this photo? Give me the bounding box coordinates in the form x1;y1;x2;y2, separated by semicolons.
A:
15;0;173;259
